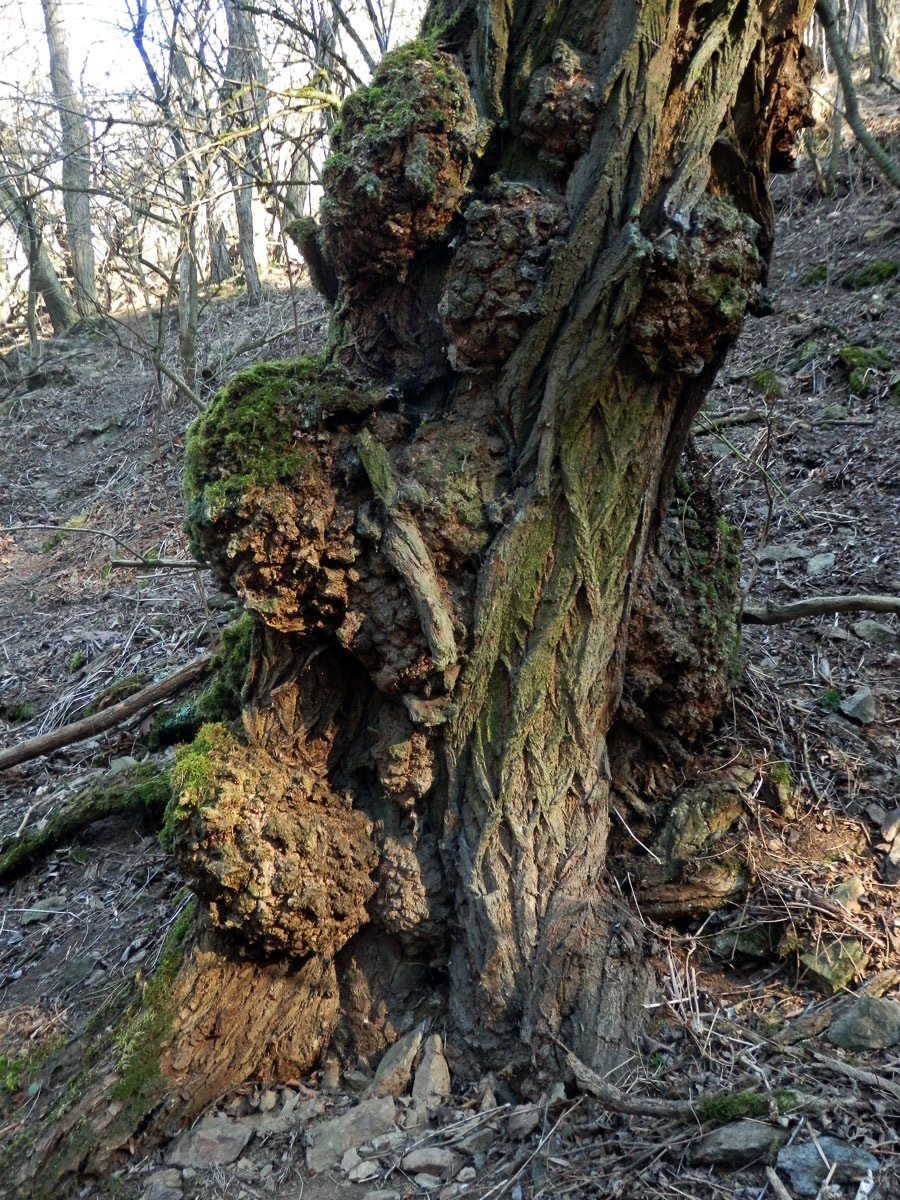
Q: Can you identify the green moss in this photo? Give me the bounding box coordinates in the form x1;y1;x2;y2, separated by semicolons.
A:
843;259;899;290
802;263;829;285
110;900;196;1126
822;687;841;712
696;1088;798;1124
160;722;237;849
3;699;36;723
751;367;784;399
838;344;892;394
151;613;253;751
85;673;149;716
67;650;87;673
183;358;378;552
324;32;468;183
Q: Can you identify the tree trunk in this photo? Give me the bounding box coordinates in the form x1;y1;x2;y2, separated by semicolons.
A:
25;0;817;1185
0;174;76;335
40;0;97;317
222;0;267;306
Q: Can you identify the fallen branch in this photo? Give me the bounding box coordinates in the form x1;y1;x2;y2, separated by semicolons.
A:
0;654;212;772
0;764;171;882
695;408;765;433
741;595;900;625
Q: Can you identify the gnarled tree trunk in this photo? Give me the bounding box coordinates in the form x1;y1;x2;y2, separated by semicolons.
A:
20;0;816;1187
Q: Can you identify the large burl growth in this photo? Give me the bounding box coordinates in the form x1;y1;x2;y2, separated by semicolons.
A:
158;0;819;1140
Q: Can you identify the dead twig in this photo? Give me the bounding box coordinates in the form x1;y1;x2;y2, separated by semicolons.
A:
742;595;900;625
0;653;212;772
766;1166;796;1200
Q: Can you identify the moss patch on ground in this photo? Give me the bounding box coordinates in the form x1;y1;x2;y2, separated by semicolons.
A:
838;344;893;394
842;259;899;289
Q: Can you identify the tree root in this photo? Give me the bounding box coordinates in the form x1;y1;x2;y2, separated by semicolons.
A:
741;595;900;624
0;762;171;882
0;653;212;772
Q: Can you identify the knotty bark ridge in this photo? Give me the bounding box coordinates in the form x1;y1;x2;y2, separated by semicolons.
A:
17;0;819;1186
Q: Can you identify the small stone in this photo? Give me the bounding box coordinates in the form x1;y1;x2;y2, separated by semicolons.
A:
166;1116;252;1168
341;1148;362;1173
322;1057;341;1091
457;1127;494;1156
840;686;878;724
827;996;900;1049
807;551;835;577
258;1089;278;1113
344;1067;372;1092
412;1035;451;1105
862;218;898;245
456;1167;477;1183
363;1192;401;1200
777;1138;879;1197
371;1130;407;1153
305;1097;397;1173
348;1160;381;1183
368;1029;423;1099
800;939;868;994
759;543;811;564
692;1119;787;1165
507;1104;541;1140
413;1174;442;1191
880;809;900;841
401;1099;430;1129
832;876;865;913
141;1168;183;1200
401;1147;458;1176
853;619;900;646
19;893;67;925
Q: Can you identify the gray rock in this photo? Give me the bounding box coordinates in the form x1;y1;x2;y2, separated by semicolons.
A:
141;1168;183;1200
841;686;878;724
827;996;900;1049
348;1160;381;1183
257;1089;277;1113
306;1097;397;1173
692;1119;787;1165
457;1127;494;1156
832;875;865;914
371;1130;407;1153
807;551;835;578
880;809;900;842
251;1093;325;1137
20;893;67;925
759;543;812;564
507;1104;541;1140
412;1174;442;1191
777;1137;879;1197
363;1192;401;1200
412;1034;451;1105
800;938;868;994
853;619;900;646
368;1028;423;1099
166;1116;252;1168
401;1147;458;1177
457;1167;477;1183
401;1099;430;1129
341;1147;362;1173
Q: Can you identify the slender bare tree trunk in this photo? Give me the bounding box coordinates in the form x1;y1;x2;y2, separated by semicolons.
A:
40;0;96;317
0;173;75;335
222;0;267;305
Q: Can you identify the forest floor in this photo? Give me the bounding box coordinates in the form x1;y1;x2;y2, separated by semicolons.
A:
1;90;900;1200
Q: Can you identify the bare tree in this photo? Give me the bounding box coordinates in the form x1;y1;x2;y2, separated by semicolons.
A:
39;0;96;316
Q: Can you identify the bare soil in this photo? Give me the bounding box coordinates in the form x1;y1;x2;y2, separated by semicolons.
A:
2;93;900;1200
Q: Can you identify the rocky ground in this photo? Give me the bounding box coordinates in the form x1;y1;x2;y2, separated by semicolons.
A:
2;89;900;1200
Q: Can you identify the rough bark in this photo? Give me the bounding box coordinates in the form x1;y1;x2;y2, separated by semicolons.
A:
0;172;76;335
40;0;97;316
25;0;818;1185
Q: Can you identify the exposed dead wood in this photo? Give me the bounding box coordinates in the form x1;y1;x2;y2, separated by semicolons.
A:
695;407;766;432
741;594;900;624
0;653;212;772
